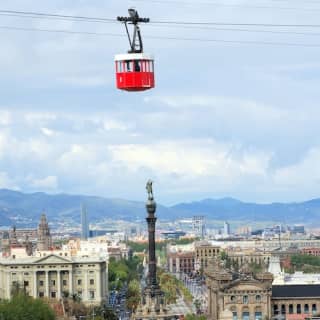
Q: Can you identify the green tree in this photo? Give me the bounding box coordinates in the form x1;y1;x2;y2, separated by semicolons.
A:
0;294;55;320
126;279;141;311
108;256;143;290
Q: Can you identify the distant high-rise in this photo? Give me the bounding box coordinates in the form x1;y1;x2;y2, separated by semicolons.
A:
37;213;52;251
193;215;205;239
81;204;89;240
224;221;230;236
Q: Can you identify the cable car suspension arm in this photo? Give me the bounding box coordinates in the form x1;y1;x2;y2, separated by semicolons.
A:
117;8;150;53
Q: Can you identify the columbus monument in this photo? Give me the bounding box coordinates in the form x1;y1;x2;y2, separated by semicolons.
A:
132;180;178;320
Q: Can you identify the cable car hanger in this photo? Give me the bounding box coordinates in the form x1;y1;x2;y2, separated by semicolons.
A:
117;8;150;53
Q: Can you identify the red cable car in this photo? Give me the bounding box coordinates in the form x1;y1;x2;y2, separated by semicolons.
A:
115;9;155;92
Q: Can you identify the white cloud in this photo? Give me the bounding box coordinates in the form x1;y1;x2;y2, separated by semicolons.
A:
41;127;56;137
30;175;58;189
0;111;12;126
109;140;271;180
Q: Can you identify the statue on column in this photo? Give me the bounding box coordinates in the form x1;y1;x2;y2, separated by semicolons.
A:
146;179;154;200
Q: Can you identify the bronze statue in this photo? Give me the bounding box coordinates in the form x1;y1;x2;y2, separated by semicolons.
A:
146;179;154;200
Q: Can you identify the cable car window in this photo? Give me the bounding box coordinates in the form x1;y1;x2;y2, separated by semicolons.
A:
141;61;145;72
134;60;141;72
145;61;149;72
125;60;133;72
150;61;154;72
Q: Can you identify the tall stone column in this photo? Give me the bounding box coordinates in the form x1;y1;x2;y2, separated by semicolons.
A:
33;271;37;298
45;271;49;297
83;271;88;301
68;270;73;296
57;271;61;299
6;271;10;299
96;270;101;302
146;197;158;289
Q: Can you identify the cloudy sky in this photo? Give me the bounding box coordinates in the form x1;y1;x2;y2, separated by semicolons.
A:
0;0;319;204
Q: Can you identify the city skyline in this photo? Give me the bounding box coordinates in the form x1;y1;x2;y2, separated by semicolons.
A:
0;1;319;204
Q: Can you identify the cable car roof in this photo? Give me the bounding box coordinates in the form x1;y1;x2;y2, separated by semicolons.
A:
114;53;154;61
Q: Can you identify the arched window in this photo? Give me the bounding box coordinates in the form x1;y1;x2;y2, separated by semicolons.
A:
289;304;293;314
304;304;309;314
297;304;301;314
281;304;286;314
243;295;248;304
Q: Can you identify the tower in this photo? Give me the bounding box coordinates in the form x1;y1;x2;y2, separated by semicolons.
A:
132;180;179;319
193;215;205;239
224;221;230;236
144;180;162;300
37;213;52;251
81;204;89;240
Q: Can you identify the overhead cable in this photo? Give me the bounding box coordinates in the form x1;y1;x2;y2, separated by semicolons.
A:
2;9;320;28
1;25;320;48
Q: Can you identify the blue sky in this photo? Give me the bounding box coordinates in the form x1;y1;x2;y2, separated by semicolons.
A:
0;0;320;204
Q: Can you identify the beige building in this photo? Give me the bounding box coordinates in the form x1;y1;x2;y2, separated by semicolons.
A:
205;257;273;320
226;248;271;267
0;254;108;306
195;241;221;271
205;257;320;320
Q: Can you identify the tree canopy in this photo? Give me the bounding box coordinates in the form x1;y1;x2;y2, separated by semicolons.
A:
0;294;56;320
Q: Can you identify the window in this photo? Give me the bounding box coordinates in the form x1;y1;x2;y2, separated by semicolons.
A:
24;281;29;287
51;292;56;298
312;304;317;315
232;312;237;320
63;280;67;286
134;60;141;72
243;296;248;304
256;295;261;302
273;305;279;315
304;304;309;314
297;304;301;314
39;292;44;298
289;304;293;314
255;312;262;320
89;291;95;299
242;312;250;320
90;279;94;285
77;279;82;285
51;280;56;286
281;305;286;314
78;290;82;297
39;280;44;286
231;295;236;302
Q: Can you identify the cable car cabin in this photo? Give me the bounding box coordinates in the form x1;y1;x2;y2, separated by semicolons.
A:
115;53;155;92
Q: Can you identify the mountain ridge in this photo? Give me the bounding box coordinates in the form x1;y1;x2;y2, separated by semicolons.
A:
0;189;319;227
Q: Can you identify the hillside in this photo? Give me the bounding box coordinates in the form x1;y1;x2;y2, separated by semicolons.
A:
0;189;319;227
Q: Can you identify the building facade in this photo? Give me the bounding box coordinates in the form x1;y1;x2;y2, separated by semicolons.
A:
205;257;273;320
195;241;221;271
205;257;320;320
0;254;108;306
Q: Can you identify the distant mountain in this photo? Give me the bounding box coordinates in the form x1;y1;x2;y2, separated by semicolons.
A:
0;189;319;227
0;189;172;227
170;197;320;223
